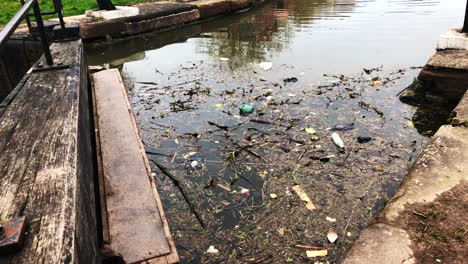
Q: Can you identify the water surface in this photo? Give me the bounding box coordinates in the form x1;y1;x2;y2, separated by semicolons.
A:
87;0;465;263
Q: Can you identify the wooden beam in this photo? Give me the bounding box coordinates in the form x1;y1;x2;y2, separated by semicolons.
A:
92;69;178;264
0;40;99;263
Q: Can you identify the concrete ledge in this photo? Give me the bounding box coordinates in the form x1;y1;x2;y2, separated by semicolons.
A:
127;9;200;35
80;18;127;39
418;67;468;102
86;6;140;20
80;2;200;40
437;27;468;50
383;125;468;221
341;124;468;264
427;49;468;71
342;224;415;264
80;0;258;40
193;0;233;19
451;92;468;126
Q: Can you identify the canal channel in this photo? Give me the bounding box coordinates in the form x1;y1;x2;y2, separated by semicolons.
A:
86;0;464;263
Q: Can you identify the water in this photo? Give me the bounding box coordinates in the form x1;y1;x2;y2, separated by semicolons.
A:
88;0;464;74
86;0;465;263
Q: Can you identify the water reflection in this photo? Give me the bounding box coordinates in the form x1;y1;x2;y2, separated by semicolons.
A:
87;0;463;75
193;0;353;66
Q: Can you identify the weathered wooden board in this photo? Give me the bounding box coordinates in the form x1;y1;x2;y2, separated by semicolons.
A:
92;69;178;263
0;40;99;263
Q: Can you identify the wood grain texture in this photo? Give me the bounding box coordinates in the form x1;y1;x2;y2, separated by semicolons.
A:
0;40;99;263
93;69;178;263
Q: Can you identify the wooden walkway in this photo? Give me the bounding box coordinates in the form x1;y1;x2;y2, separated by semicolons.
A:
0;40;99;263
92;69;178;264
0;41;177;263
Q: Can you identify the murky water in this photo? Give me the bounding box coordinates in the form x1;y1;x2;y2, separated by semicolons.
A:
87;0;465;263
88;0;464;73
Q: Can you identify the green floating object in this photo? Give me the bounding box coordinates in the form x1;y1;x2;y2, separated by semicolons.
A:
239;104;254;115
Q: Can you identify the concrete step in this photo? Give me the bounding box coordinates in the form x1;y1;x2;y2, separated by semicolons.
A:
342;124;468;264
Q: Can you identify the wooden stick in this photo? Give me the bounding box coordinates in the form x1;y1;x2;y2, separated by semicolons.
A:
294;245;326;250
150;160;206;229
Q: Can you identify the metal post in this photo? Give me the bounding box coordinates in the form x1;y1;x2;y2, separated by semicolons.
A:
52;0;66;30
20;0;34;35
32;1;53;65
462;0;468;33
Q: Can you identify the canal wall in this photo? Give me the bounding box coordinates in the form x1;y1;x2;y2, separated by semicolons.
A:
79;0;268;41
0;40;100;263
341;28;468;264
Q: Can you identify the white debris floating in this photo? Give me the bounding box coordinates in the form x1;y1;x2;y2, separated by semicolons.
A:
258;62;273;71
331;132;345;149
327;229;338;243
206;245;219;254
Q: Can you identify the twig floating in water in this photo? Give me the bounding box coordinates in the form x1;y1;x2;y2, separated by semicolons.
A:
145;151;172;157
294;245;326;250
150;160;206;229
249;119;290;127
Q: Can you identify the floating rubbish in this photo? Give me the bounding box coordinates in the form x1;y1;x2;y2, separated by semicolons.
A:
327;229;338;243
240;188;251;195
258;62;273;71
183;152;198;159
263;89;273;96
295;245;326;250
190;160;199;168
305;128;316;134
277;227;285;236
306;249;328;258
239;104;254;115
357;136;372;143
330;123;354;131
325;216;336;222
321;155;335;162
407;121;415;127
373;80;382;86
219;57;230;62
270;193;278;199
291;185;316;210
283;77;298;83
331;132;345;150
207;245;219;254
374;165;384;171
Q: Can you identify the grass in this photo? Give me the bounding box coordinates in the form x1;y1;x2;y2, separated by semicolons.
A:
0;0;154;25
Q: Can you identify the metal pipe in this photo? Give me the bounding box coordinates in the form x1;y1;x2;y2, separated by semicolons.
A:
462;0;468;33
32;1;53;65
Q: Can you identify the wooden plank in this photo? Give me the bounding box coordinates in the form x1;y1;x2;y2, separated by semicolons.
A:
0;40;99;263
90;71;111;245
125;77;179;264
92;69;175;263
